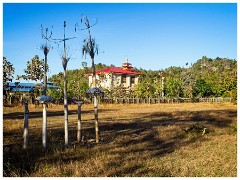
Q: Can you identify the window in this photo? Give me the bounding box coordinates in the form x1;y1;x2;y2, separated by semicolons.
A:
131;76;135;84
122;75;126;83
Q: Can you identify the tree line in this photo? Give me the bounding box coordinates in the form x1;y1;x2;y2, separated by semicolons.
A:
3;55;237;104
49;56;237;101
133;56;237;99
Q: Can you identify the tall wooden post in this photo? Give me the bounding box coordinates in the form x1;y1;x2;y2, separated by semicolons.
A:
77;101;82;143
81;15;101;144
52;21;75;148
42;44;48;150
36;95;52;150
94;96;99;143
41;25;52;150
23;99;29;149
42;103;47;149
62;21;69;147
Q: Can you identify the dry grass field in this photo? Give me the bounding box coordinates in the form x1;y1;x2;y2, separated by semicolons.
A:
2;102;237;177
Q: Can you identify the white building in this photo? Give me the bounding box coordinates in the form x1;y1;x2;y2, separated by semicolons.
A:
88;59;140;90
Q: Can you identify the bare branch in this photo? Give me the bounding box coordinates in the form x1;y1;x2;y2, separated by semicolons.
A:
79;14;98;31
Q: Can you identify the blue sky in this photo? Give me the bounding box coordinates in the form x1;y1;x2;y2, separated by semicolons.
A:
3;3;237;83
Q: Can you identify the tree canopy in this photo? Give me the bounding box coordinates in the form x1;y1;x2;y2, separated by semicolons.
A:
17;55;48;82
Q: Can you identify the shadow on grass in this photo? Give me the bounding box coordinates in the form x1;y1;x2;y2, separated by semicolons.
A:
3;109;112;120
3;109;237;177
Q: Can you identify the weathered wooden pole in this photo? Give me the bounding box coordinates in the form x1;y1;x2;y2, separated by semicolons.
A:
91;63;99;143
63;21;69;147
94;96;99;143
41;24;52;150
89;31;99;144
81;15;103;144
77;101;83;143
23;98;29;149
86;87;104;144
42;44;48;150
52;21;75;148
42;103;47;149
36;95;52;150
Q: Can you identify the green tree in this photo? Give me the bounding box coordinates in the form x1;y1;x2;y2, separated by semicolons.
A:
153;72;165;98
193;79;212;97
165;77;182;98
17;55;47;82
48;68;90;100
3;57;15;104
180;68;195;98
47;88;63;104
133;72;155;98
3;57;15;82
191;56;237;98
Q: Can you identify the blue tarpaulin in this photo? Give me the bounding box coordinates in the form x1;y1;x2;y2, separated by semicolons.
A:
3;82;59;93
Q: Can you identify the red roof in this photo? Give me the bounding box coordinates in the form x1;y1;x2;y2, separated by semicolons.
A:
93;66;139;75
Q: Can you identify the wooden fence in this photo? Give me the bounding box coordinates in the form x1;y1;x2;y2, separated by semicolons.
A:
99;97;232;104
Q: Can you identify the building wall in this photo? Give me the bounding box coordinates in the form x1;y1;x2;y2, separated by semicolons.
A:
89;73;139;90
114;74;122;86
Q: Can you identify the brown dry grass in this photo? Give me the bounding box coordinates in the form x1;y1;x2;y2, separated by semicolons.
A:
3;103;237;177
